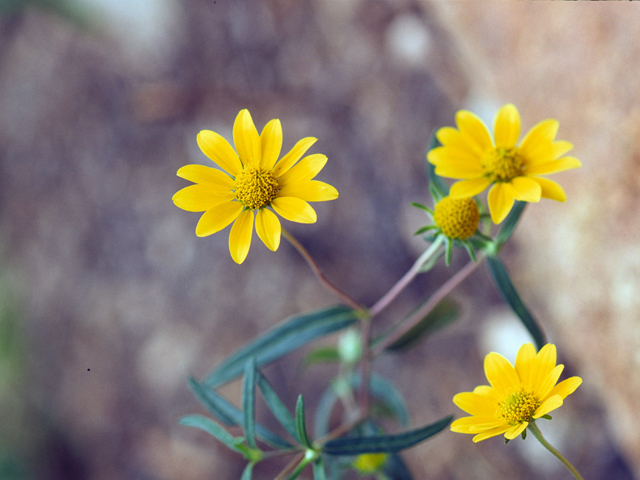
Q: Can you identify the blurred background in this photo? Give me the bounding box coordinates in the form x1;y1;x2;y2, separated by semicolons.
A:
1;1;639;479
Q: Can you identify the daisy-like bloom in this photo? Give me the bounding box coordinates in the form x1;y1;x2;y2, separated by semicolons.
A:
352;453;388;474
172;109;339;264
428;104;581;224
451;343;582;443
433;196;480;241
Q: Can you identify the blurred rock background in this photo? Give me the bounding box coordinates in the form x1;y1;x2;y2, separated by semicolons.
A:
0;1;638;479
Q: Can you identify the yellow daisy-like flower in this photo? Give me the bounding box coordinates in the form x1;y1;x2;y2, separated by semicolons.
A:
172;109;339;264
352;453;388;474
451;343;582;443
428;104;581;224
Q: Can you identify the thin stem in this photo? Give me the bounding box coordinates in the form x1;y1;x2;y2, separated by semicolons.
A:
372;256;483;356
274;452;306;480
369;236;445;317
282;228;362;310
528;422;584;480
358;317;372;416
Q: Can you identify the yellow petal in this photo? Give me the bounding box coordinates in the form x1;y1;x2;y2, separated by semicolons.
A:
431;151;484;179
518;119;558;159
278;154;328;188
529;177;566;202
504;422;528;440
530;344;557;397
229;209;254;264
453;392;497;416
493;104;521;149
195;201;243;237
455;110;494;152
536;364;564;400
271;197;317;223
515;343;537;392
173;186;234;212
177;165;234;192
472;424;512;443
278;180;338;202
546;376;582;401
525;156;581;176
449;178;492;198
510;176;541;203
451;416;502;433
551;140;573;159
487;183;515;224
197;130;242;176
273;136;317;177
255;208;281;251
436;125;487;157
484;352;520;396
533;395;563;418
260;119;283;170
233;109;261;168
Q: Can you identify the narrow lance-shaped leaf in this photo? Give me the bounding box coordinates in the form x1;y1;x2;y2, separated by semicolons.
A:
496;200;527;247
241;463;254;480
179;415;245;454
296;395;313;448
313;457;327;480
255;369;300;443
188;378;293;449
243;357;258;449
321;416;453;455
205;305;360;388
486;256;546;350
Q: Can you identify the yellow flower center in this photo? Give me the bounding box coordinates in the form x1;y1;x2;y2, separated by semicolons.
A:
433;197;480;240
481;147;525;183
499;390;539;424
234;168;279;210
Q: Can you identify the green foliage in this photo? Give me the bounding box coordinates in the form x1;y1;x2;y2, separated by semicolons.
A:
351;374;409;427
205;305;360;388
495;201;527;248
486;256;546;350
322;416;453;455
255;369;300;443
242;358;258;449
295;395;313;449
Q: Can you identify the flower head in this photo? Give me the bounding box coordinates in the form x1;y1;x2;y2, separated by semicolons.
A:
433;196;480;240
451;343;582;443
428;104;581;223
352;453;388;474
173;109;339;263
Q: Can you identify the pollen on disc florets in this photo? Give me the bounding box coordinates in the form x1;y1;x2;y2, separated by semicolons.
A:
499;390;539;424
433;196;480;240
482;147;525;183
234;167;279;210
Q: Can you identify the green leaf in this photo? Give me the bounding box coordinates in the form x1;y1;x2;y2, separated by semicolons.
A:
383;453;414;480
255;369;300;444
314;386;339;439
410;202;433;215
322;416;453;455
205;305;360;387
303;346;341;369
384;299;460;352
296;395;313;448
241;463;253;480
496;201;527;247
243;358;257;449
313;457;327;480
188;378;293;449
486;256;546;350
351;374;409;427
413;225;438;236
179;415;245;454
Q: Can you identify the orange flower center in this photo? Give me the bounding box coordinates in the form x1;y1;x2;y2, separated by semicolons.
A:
433;197;480;240
234;168;279;210
499;390;539;424
481;147;525;183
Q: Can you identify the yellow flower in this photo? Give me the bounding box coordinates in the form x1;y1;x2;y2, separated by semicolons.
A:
352;453;387;474
173;109;339;264
451;343;582;443
428;104;581;224
433;196;479;240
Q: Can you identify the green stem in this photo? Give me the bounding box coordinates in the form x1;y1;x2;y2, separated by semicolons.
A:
369;236;444;317
528;422;584;480
282;228;362;310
